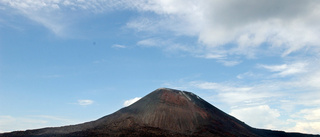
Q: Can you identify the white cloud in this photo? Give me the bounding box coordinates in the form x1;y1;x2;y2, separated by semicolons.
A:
136;38;195;54
77;100;94;106
303;70;320;89
287;108;320;134
112;44;127;49
123;97;141;107
295;108;320;121
289;121;320;135
126;0;320;59
137;38;161;47
190;81;278;105
196;52;243;66
259;62;308;77
126;17;164;33
236;72;260;79
230;105;284;129
218;91;272;105
260;64;288;72
191;81;253;92
188;69;320;107
200;53;225;59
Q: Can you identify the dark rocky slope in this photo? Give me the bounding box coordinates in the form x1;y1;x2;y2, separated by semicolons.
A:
1;88;319;137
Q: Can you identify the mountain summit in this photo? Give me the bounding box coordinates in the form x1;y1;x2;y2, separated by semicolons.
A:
1;88;319;137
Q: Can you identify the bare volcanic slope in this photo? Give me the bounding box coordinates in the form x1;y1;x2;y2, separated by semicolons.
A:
1;88;319;137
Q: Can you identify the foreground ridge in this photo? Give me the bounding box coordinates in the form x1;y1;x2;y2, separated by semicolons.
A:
1;88;319;137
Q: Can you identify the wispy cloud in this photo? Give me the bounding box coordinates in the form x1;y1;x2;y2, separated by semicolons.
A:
199;53;225;59
0;0;66;34
123;97;141;107
236;72;260;79
136;38;195;55
137;38;161;47
259;62;308;77
230;105;284;130
190;81;278;105
217;60;242;67
0;0;129;36
112;44;127;49
77;100;94;106
191;81;252;92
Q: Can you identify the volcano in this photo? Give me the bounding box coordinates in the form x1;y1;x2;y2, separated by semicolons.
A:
1;88;319;137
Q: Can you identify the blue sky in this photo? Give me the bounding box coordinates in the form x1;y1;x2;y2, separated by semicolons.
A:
1;0;320;134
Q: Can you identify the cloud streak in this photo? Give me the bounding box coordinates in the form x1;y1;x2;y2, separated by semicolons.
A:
112;44;127;49
77;100;94;106
259;62;308;77
190;81;279;105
